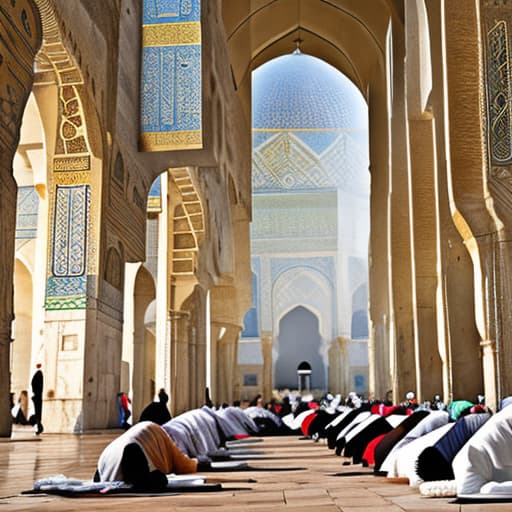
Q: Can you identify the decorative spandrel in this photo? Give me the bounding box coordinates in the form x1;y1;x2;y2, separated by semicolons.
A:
487;20;512;165
140;0;202;151
15;187;39;240
147;174;162;213
482;1;512;201
45;185;90;311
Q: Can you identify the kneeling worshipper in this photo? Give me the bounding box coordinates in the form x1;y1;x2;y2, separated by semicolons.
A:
379;410;449;476
139;388;172;425
95;421;203;491
324;408;361;449
333;410;373;455
342;414;407;464
452;402;512;497
304;409;338;440
364;409;431;470
415;411;491;482
449;400;474;421
335;404;408;458
390;422;454;486
217;406;259;436
244;406;287;434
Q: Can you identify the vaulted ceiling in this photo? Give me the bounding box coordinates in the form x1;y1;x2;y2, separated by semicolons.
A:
221;0;400;115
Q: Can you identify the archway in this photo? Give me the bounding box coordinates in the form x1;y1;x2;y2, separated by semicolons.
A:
11;90;47;403
11;259;33;396
122;263;156;421
223;1;394;402
275;306;325;390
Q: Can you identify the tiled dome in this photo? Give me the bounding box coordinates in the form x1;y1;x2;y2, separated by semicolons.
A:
251;51;369;192
252;51;367;133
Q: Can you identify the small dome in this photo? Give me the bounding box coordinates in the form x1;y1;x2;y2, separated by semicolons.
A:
252;51;367;131
297;361;312;371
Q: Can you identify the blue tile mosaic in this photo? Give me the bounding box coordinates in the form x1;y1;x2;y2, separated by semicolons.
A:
15;186;38;239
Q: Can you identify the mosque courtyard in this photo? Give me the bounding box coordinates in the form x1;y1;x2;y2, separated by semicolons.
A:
0;432;505;512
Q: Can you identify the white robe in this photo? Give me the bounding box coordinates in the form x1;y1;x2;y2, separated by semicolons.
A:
380;410;449;474
453;405;512;495
392;422;454;486
336;411;372;442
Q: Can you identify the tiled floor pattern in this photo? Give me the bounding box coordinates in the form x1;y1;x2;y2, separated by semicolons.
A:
0;431;509;511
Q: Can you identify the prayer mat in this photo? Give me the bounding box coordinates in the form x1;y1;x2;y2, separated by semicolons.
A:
206;461;305;472
226;438;263;446
22;484;226;497
22;474;230;497
208;449;266;461
452;495;512;504
329;470;374;477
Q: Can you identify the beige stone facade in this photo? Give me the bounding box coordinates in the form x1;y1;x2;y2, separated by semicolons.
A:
1;0;511;435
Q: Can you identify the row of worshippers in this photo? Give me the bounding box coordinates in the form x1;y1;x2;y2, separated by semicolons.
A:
93;399;293;491
295;391;512;498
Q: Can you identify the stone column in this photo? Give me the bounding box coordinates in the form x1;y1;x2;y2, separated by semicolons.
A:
209;321;222;403
404;1;443;402
480;1;512;402
0;173;17;437
328;338;342;394
155;173;171;394
260;331;273;402
443;0;499;410
0;0;42;437
186;285;207;409
328;336;350;396
388;18;417;402
216;324;241;405
367;64;392;401
425;0;482;404
170;310;191;416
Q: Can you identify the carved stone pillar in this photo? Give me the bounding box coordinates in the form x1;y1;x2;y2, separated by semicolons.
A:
328;336;350;396
421;0;482;405
0;0;42;437
481;1;512;402
186;285;207;410
0;173;17;438
404;1;443;402
216;324;241;405
209;283;248;405
170;309;190;416
368;74;392;400
443;0;499;410
260;331;273;402
389;19;417;402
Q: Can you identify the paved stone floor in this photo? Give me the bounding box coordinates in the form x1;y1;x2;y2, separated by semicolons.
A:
0;430;509;511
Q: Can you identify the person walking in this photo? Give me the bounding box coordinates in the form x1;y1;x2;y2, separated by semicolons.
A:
31;363;44;435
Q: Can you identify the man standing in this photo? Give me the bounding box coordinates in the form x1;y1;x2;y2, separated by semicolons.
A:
31;363;44;435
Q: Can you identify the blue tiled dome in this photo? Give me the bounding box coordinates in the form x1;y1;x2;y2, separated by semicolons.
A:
252;51;369;192
252;51;367;132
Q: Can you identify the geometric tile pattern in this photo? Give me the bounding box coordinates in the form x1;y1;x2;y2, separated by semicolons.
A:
147;174;162;212
45;185;90;310
34;1;93;311
270;256;336;292
15;186;39;239
52;185;89;277
487;20;512;164
252;50;369;193
251;193;337;241
241;271;260;338
140;0;202;151
271;261;335;341
253;131;366;192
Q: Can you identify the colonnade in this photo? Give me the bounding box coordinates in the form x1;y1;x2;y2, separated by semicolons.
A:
2;0;512;436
